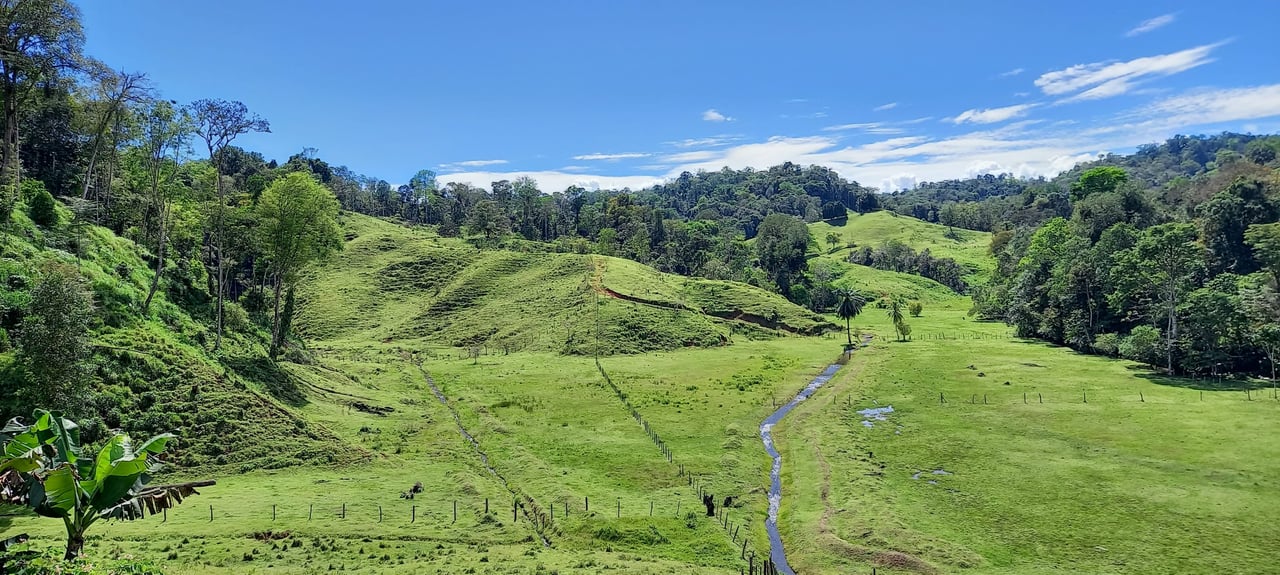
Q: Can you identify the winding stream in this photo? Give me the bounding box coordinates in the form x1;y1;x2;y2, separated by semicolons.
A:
759;362;843;575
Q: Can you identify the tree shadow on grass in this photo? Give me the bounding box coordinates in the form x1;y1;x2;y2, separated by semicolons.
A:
224;356;309;407
1126;365;1273;392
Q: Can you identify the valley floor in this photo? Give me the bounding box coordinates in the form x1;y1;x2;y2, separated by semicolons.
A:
6;288;1277;574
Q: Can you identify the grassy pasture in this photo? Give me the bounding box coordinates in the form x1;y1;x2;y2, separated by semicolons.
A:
775;306;1280;575
6;211;1277;575
810;210;994;284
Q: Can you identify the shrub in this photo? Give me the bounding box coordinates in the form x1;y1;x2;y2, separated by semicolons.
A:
1092;332;1121;356
19;179;47;202
908;301;923;317
28;186;58;228
1119;325;1162;367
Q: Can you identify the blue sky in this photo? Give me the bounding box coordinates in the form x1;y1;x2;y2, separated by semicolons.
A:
82;1;1280;191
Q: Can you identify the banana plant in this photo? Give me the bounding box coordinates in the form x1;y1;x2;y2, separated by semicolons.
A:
0;410;214;559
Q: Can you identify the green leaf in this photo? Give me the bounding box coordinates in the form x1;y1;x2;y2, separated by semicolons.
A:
92;435;128;483
35;465;78;518
133;434;174;456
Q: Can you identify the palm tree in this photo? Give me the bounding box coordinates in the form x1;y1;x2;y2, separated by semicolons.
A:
836;288;866;348
886;296;909;341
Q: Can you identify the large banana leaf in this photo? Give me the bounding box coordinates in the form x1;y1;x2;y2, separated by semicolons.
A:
34;465;79;519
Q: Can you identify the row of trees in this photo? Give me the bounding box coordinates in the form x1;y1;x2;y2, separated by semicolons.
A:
846;240;969;292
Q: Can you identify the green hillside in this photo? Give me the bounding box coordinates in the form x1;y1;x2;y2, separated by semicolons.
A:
810;210;994;283
295;213;836;355
0;207;353;473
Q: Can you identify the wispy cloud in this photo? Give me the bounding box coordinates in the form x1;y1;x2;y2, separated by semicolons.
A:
1035;42;1223;102
821;122;904;134
950;104;1036;124
873;102;898;111
571;152;651;161
1147;84;1280;121
1126;13;1176;37
665;135;742;148
999;68;1025;77
438;170;660;192
703;109;734;122
438;159;508;170
785;98;808;104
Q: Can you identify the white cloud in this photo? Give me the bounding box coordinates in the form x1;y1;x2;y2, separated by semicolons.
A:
950;104;1036;124
1126;13;1176;37
703;109;734;122
666;135;742;148
446;84;1280;195
571;152;650;161
882;173;919;192
660;150;721;163
999;68;1025;77
457;159;506;167
821;122;904;134
1144;84;1280;124
438;159;508;170
873;102;898;111
1035;42;1222;101
823;122;878;131
438;170;662;192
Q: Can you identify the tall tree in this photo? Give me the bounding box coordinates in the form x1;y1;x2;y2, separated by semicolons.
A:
191;99;269;351
255;172;341;356
1245;222;1280;288
754;213;811;297
1110;223;1203;372
0;0;83;219
79;67;148;202
138;99;193;312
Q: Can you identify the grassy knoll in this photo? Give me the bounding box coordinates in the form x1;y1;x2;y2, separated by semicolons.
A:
774;305;1280;574
296;213;832;354
810;210;993;283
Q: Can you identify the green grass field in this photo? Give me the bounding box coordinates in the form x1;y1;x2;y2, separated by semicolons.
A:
6;212;1278;575
810;210;994;284
775;307;1280;574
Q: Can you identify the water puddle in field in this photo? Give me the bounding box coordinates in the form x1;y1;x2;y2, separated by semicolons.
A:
856;406;895;427
759;363;843;575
